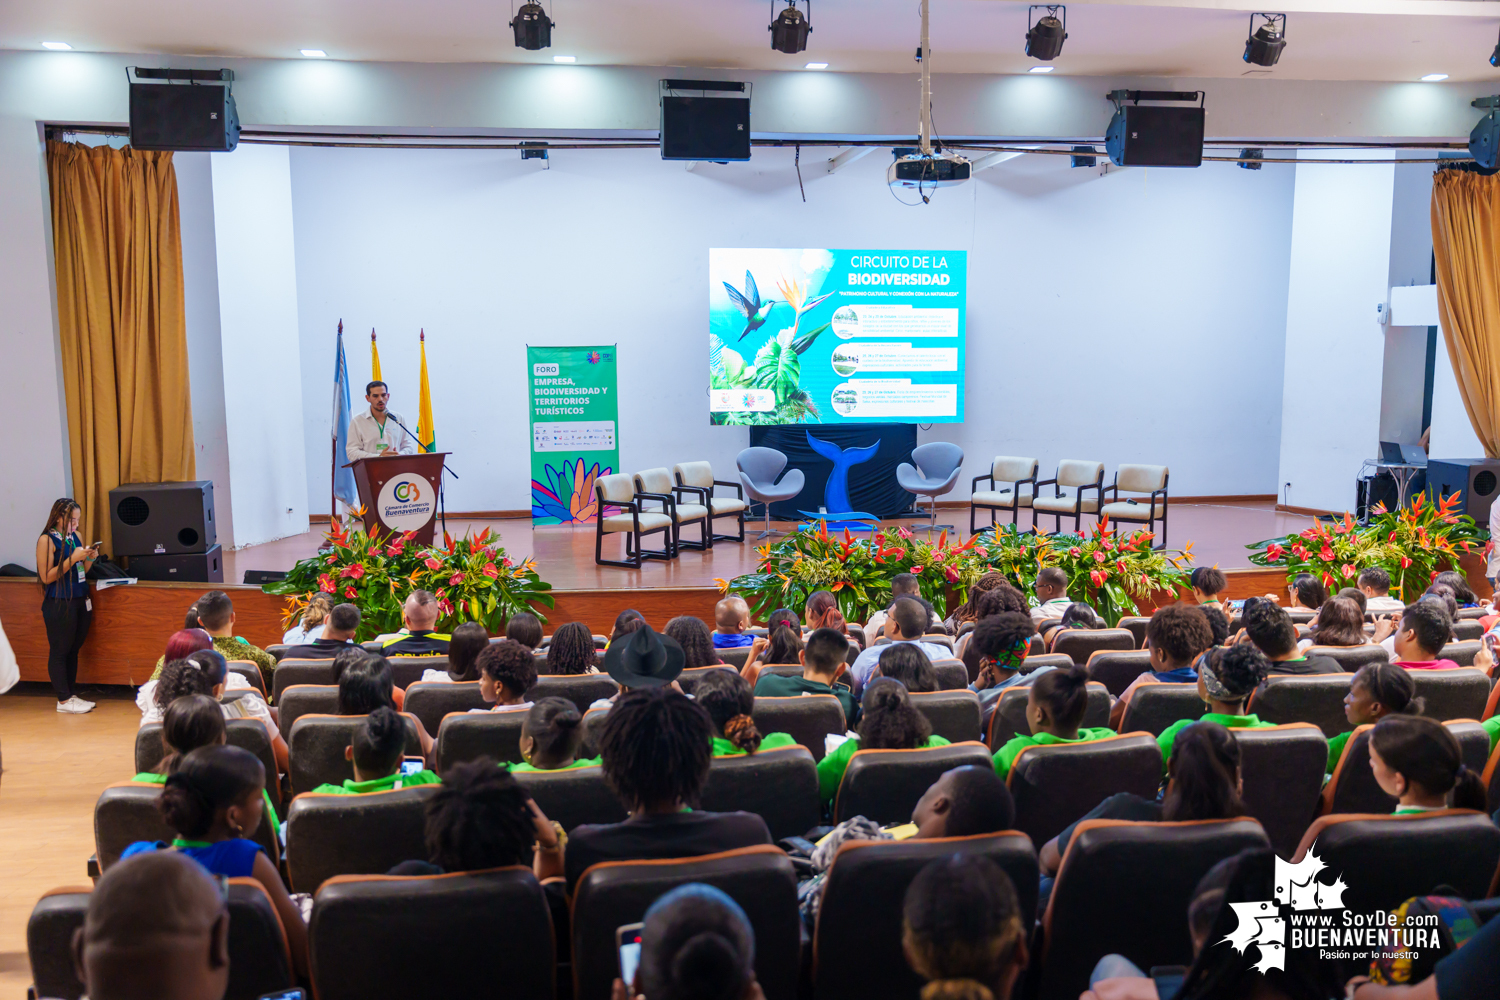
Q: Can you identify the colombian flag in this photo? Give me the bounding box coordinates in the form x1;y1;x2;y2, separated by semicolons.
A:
417;329;435;453
370;328;382;382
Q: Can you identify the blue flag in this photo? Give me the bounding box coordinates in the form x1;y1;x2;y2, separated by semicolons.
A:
332;321;358;507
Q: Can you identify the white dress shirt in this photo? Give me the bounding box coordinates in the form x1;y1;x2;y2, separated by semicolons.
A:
347;407;418;461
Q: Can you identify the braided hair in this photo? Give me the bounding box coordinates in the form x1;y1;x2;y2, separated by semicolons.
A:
902;855;1025;1000
546;622;597;675
423;758;537;871
858;678;932;750
665;616;721;670
694;669;763;753
598;688;713;810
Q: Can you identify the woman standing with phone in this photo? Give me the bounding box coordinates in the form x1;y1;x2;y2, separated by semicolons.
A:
36;497;98;714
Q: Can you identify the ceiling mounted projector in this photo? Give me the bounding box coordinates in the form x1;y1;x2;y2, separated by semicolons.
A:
1243;13;1286;67
888;149;972;190
1026;5;1067;61
770;0;812;53
511;1;554;50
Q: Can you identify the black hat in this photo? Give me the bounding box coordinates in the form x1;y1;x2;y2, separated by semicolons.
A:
602;623;685;688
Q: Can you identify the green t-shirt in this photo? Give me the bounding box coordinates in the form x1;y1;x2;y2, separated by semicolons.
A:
710;732;798;757
816;734;952;805
310;769;442;795
751;672;858;725
508;757;601;772
992;728;1117;781
1483;717;1500;755
1157;713;1275;771
131;771;280;827
1326;731;1353;775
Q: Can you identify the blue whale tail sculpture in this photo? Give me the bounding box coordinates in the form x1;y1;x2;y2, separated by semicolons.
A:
802;431;881;527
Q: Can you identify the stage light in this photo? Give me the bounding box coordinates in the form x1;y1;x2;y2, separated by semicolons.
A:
1029;65;1054;73
511;1;554;50
770;0;812;54
553;55;576;62
300;49;327;57
805;61;828;69
1025;5;1066;61
1420;73;1448;82
42;41;72;50
1243;13;1286;67
1238;148;1263;170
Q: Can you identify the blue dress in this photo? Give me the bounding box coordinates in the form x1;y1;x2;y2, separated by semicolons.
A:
120;838;262;877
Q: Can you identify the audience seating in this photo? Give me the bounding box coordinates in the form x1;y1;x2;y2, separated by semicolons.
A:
1444;719;1492;773
636;466;711;552
1247;673;1354;737
311;870;554;1000
404;680;488;733
525;674;620;715
1052;628;1135;666
969;456;1039;533
1117;682;1205;736
737;447;805;540
1305;644;1389;672
434;710;527;770
752;694;848;762
986;682;1111;748
813;833;1040;1000
896;442;965;534
1286;609;1316;624
594;471;676;567
1034;818;1271;1000
674;460;748;543
909;689;983;743
381;655;448;689
932;658;969;691
226;659;268;698
27;879;296;1000
675;664;737;695
1408;666;1489;720
1452;619;1484;641
919;632;956;653
1020;652;1076;674
701;745;820;840
833;742;994;825
288;715;421;795
1098;464;1170;544
1115;616;1150;649
1231;723;1328;857
286;785;439;892
277;684;340;739
715;646;753;670
1485;741;1500;813
94;781;278;872
512;763;629;832
272;659;337;702
1008;733;1161;847
578;706;609;758
1031;460;1105;535
572;845;801;1000
1455;607;1488;620
266;644;290;662
1438;639;1481;666
1084;649;1153;697
135;718;282;809
1321;726;1396;815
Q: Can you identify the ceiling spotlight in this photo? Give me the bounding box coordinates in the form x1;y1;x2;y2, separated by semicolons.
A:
770;0;811;54
1029;65;1054;73
42;41;72;50
805;61;828;69
511;1;554;50
299;49;327;57
1238;148;1264;170
1243;13;1286;67
553;55;575;62
1026;5;1066;61
1420;73;1448;82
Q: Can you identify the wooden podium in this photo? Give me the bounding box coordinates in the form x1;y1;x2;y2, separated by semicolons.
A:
346;453;450;545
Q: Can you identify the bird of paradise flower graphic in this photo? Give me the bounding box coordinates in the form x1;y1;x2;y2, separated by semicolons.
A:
531;458;618;524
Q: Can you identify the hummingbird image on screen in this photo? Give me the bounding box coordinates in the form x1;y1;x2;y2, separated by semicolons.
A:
722;270;779;341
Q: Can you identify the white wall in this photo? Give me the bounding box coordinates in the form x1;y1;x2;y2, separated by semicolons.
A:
288;144;1295;513
1378;162;1436;446
1430;336;1488;459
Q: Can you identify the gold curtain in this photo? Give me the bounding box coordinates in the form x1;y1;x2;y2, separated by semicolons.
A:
46;140;195;553
1432;167;1500;458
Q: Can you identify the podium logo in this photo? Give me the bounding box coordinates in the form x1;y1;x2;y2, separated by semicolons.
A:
393;480;421;503
376;474;435;533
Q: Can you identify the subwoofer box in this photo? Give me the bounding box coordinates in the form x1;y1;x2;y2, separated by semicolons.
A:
109;481;216;555
127;545;223;583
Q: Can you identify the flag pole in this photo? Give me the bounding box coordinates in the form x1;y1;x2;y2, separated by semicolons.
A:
331;319;342;527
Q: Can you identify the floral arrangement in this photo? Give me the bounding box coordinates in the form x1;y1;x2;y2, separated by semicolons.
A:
264;519;554;641
1246;492;1489;600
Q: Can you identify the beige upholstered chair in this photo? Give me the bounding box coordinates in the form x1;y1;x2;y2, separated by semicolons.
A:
594;472;674;567
1031;460;1105;534
635;467;710;551
673;461;748;544
969;456;1038;532
1100;464;1170;544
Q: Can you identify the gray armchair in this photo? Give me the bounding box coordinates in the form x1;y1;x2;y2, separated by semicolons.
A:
737;447;805;538
897;442;964;533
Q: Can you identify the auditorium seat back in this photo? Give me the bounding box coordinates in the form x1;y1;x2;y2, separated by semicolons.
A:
715;646;753;670
1247;673;1354;737
986;682;1110;748
812;833;1039;1000
1408;667;1489;720
266;643;290;662
310;868;554;1000
579;706;609;758
277;684;340;739
525;674;620;715
1322;726;1395;815
1023;653;1077;674
404;680;487;733
512;762;628;831
1438;639;1481;666
1446;719;1492;773
572;845;800;1000
1232;723;1328;857
1008;733;1161;847
909;689;982;743
1052;628;1135;664
701;745;820;840
758;663;804;679
932;658;969;691
1117;682;1205;736
752;695;847;762
833;742;995;825
288;714;421;795
676;664;738;695
434;709;527;769
1303;644;1388;673
382;655;449;689
95;781;278;871
1036;818;1271;1000
1115;616;1150;649
1485;741;1500;813
225;659;267;698
285;784;438;892
271;658;337;702
134;718;282;808
1084;649;1152;697
1451;620;1484;642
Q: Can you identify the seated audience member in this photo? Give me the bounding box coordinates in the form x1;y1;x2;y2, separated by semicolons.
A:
594;623;687;711
953;586;1032;662
311;706;439;794
1326;663;1423;773
1369;715;1486;814
1378;601;1460;670
564;687;773;892
282;592;334;645
992;665;1114;780
1040;600;1102;650
1111;604;1215;728
1200;604;1230;648
282;602;361;660
505;611;544;650
848;598;951;695
1031;566;1073;624
665;615;724;669
338;654;433;757
137;628;214;717
72;850;232;1000
817;678;952;806
148;652;288;773
1346;909;1500;999
945;572;1008;631
476;639;538;713
547;621;601;675
515;697;599;772
389;758;563;885
421;620;488;683
1358;567;1405;615
744;620;806;683
616;884;765;1000
1240;599;1340;674
712;596;755;649
1302;595;1368;651
875;641;939;692
1269;572;1327;615
865;572;943;646
1189;566;1227;610
968;612;1051;722
1432;570;1480;609
1336;585;1369;617
1156;644;1274;765
752;626;858;723
805;589;851;636
610;609;647;646
378;590;450;655
902;855;1028;1000
134;694;280;829
121;746;307;976
150;591;276;683
696;668;795;756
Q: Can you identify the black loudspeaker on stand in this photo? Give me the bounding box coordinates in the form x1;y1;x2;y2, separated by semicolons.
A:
129;546;224;583
1426;458;1500;526
110;481;221;582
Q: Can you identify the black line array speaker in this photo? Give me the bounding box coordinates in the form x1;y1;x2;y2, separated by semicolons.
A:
129;81;240;152
109;481;216;555
129;546;223;583
1105;105;1205;167
660;80;750;161
1426;458;1500;526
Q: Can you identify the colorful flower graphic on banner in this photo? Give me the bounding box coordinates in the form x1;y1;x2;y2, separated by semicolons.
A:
531;458;618;524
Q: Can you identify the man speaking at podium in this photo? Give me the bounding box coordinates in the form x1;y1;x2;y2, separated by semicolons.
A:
347;381;418;461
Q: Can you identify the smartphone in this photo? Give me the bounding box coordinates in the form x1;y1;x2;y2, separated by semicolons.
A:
257;991;307;1000
399;757;425;776
1227;599;1247;610
617;922;644;988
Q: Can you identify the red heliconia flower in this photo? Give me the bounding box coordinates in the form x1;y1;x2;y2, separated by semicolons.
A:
344;585;357;599
424;557;443;570
317;573;336;594
340;563;366;580
450;572;464;585
1266;543;1285;561
482;563;499;578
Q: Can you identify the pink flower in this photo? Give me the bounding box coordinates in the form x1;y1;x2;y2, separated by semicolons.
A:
897;527;913;540
482;563;499;579
911;565;924;574
1090;569;1105;587
317;573;336;593
931;550;947;564
424;557;443;570
344;585;357;599
974;546;988;558
502;557;514;569
340;563;365;580
891;548;906;560
325;554;338;565
1340;563;1355;579
385;538;406;556
449;572;464;586
1319;545;1334;562
1069;547;1082;558
1093;551;1107;564
1266;543;1285;561
944;565;960;583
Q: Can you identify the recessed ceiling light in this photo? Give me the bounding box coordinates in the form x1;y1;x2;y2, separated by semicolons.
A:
805;62;828;69
1029;65;1054;73
1420;73;1448;82
300;49;327;57
553;55;576;62
42;41;72;50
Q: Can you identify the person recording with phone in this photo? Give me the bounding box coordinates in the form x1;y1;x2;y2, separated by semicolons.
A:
346;380;417;460
36;497;98;714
